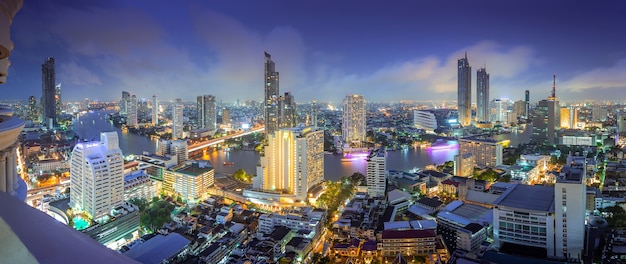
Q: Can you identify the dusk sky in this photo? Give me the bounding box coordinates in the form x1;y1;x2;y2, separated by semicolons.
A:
4;0;626;103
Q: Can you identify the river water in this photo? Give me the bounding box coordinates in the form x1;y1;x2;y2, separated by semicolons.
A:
74;111;531;182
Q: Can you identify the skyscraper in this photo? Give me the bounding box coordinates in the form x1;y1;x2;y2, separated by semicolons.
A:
476;67;489;123
127;94;138;127
27;95;38;122
151;95;158;126
457;53;472;127
310;100;318;127
41;57;56;128
366;148;387;197
342;94;366;148
280;92;296;128
532;75;561;145
222;108;231;125
121;91;130;115
70;132;124;221
172;98;184;139
524;90;530;120
197;95;216;130
264;52;280;137
253;126;324;201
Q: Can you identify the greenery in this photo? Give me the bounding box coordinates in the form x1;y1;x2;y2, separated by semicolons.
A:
134;197;176;232
233;168;253;183
603;206;626;227
473;168;510;183
316;173;363;225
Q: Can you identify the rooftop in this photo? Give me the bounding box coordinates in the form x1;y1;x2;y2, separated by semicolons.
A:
494;184;555;212
382;229;436;239
416;197;443;209
123;233;190;264
171;161;213;176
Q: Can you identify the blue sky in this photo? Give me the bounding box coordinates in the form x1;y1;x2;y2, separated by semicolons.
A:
4;0;626;103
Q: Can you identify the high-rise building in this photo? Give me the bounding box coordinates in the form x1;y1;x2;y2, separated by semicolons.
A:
592;106;608;122
532;75;561;145
280;92;296;128
55;83;62;117
253;126;324;201
342;94;366;148
127;94;138;127
70;132;124;221
476;67;490;123
41;57;56;128
137;98;148;122
459;137;503;168
264;52;280;137
554;156;587;260
222;108;231;125
27;95;38;122
163;160;214;201
310;100;318;127
512;100;526;120
197;95;216;130
457;53;472;127
454;153;474;177
618;113;626;134
121;91;130;115
151;95;158;126
172;98;184;139
490;98;509;123
366;148;387;197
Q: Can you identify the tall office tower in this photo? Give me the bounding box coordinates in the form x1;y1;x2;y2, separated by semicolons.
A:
457;53;472;127
137;98;148;122
555;155;587;260
41;57;56;128
342;94;366;148
27;95;39;122
476;67;490;123
254;126;324;200
264;52;280;138
459;137;503;168
525;90;530;119
151;95;158;126
172;98;184;139
121;91;130;115
197;95;216;130
532;75;561;145
366;148;387;197
127;94;138;127
280;92;296;128
55;83;62;117
69;132;124;221
222;108;231;125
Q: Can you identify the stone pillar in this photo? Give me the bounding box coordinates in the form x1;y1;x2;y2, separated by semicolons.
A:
0;150;7;192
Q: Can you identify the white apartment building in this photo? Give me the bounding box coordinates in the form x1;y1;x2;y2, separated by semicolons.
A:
257;208;325;235
172;98;184;139
413;110;438;132
70;132;124;220
163;160;214;201
366;148;387;198
124;170;157;202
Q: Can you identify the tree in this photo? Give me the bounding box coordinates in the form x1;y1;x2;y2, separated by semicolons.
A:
233;168;252;183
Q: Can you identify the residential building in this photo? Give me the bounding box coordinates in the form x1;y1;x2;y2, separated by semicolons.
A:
41;57;56;128
127;94;138;127
163;160;214;201
413;109;460;133
172;98;183;139
120;91;130;115
251;126;324;202
436;200;492;252
525;90;530;120
454;153;474;177
380;229;437;257
124;170;157;201
197;95;216;130
555;157;587;259
459;137;503;168
264;51;280;137
457;223;487;252
280;92;296;128
27;95;38;122
151;95;158;126
70;132;124;220
366;148;387;197
476;67;490;123
342;94;366;147
458;53;471;127
156;139;188;164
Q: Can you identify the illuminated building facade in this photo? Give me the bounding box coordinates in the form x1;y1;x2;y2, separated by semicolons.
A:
342;94;366;147
264;52;280;137
127;94;138;127
457;53;471;127
163;160;214;201
560;106;578;129
459;137;503;168
252;126;324;202
151;95;158;126
70;132;124;220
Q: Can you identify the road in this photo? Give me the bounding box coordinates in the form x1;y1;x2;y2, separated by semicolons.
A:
187;126;264;152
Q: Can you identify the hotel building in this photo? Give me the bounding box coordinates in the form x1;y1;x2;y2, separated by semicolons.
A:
366;148;387;197
459;137;503;168
70;132;124;220
342;94;366;148
163;160;214;201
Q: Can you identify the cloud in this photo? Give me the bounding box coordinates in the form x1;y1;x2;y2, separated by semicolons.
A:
58;61;102;86
560;59;626;92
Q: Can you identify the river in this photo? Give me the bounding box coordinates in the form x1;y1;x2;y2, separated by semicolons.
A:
73;110;532;182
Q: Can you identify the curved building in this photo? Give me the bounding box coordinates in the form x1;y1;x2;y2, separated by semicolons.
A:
413;110;438;132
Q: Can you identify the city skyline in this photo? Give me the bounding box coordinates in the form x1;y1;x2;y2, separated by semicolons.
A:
4;0;626;103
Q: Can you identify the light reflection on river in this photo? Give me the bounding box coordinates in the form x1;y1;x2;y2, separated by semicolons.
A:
77;110;531;182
